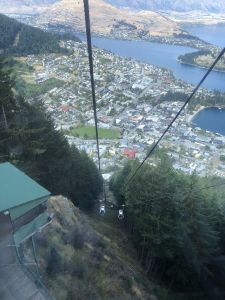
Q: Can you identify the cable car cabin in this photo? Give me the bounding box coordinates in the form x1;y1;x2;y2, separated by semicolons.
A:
99;204;105;216
0;162;52;247
118;209;124;220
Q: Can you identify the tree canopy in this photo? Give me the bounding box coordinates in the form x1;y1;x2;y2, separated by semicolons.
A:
110;154;225;295
0;13;79;56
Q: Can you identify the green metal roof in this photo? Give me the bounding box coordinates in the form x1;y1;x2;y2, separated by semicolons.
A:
0;162;51;213
14;211;50;246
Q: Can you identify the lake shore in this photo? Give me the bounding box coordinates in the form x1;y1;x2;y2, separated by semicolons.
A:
91;36;225;91
188;106;225;125
178;59;225;74
187;106;205;124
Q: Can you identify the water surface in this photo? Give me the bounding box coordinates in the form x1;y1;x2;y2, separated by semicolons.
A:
79;24;225;91
89;36;225;91
193;107;225;135
79;35;225;92
184;24;225;48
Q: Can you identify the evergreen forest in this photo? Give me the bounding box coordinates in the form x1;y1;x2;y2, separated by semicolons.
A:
110;153;225;299
0;14;79;55
178;50;225;72
178;50;211;65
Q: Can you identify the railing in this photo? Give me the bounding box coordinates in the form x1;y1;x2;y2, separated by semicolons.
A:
15;242;55;300
11;209;55;300
20;261;55;300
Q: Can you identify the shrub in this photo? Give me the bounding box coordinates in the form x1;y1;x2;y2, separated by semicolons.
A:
72;261;86;278
90;248;103;267
64;227;86;249
35;233;48;248
46;248;63;276
87;231;106;250
70;254;87;279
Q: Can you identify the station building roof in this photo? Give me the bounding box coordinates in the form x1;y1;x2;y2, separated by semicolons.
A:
0;162;50;213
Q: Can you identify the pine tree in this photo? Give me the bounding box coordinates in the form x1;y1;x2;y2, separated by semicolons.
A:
110;153;224;288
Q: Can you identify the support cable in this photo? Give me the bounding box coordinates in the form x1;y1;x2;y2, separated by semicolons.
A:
83;0;101;172
83;0;107;204
125;48;225;189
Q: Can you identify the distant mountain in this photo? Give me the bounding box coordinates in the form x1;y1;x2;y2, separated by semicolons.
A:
36;0;184;39
0;0;58;13
1;0;56;4
107;0;225;13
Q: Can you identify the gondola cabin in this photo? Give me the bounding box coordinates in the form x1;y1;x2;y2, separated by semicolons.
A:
118;209;124;220
0;162;52;247
99;204;105;215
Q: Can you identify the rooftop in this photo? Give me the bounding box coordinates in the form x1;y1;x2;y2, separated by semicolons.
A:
0;162;51;213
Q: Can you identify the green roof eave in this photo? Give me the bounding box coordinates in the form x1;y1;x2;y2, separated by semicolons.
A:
0;162;51;213
13;211;52;246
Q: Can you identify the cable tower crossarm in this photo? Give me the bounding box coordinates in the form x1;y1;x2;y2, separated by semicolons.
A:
125;47;225;189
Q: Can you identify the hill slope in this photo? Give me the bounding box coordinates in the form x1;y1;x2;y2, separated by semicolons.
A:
0;0;56;4
25;196;174;300
107;0;225;13
35;0;184;39
0;13;69;55
179;49;225;72
3;0;225;14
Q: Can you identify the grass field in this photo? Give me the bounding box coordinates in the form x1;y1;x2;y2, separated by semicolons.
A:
68;125;120;139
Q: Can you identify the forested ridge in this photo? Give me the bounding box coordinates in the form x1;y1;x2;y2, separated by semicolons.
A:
110;153;225;299
178;50;225;72
0;13;79;55
0;58;102;210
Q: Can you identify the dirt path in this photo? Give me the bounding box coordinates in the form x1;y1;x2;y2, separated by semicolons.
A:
13;30;21;47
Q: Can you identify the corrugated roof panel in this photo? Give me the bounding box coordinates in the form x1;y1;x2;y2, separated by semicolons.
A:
0;162;51;212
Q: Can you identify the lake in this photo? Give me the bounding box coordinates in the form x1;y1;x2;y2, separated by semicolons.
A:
79;24;225;91
80;24;225;134
193;107;225;136
184;24;225;48
89;36;225;91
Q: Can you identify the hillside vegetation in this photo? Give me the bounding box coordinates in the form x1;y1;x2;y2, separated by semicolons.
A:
23;196;177;300
110;153;225;298
36;0;183;39
179;50;225;72
0;13;78;55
